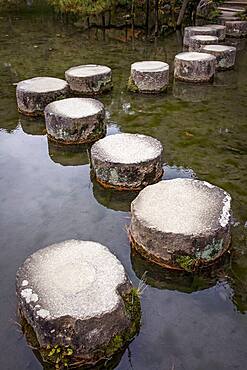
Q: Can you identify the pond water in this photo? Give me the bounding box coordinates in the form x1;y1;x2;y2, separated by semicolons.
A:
0;7;247;370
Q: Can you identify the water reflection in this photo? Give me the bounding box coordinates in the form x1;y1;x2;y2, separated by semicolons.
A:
162;164;196;180
19;116;46;136
131;247;229;293
47;139;90;166
173;81;213;103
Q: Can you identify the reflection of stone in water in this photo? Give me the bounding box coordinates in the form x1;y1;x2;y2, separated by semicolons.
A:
162;164;196;180
92;176;137;212
173;81;212;102
47;138;89;166
213;69;237;88
19;117;46;136
131;247;229;293
106;122;121;136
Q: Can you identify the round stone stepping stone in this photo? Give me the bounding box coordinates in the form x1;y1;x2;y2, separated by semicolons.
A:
188;35;219;51
202;44;236;70
129;179;231;271
128;61;169;93
16;77;68;116
16;240;141;368
90;133;163;190
65;64;112;95
174;52;216;83
45;97;106;145
205;24;226;40
225;20;247;37
183;26;217;47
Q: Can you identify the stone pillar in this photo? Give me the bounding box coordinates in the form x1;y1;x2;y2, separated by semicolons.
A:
225;21;247;37
90;133;163;190
174;52;216;83
201;44;236;70
129;179;231;271
205;24;226;40
183;26;217;47
45;97;106;145
16;240;141;368
128;61;169;93
65;64;112;95
16;77;68;116
188;35;218;51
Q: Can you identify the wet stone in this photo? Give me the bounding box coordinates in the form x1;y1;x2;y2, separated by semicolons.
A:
201;44;236;70
90;133;163;190
16;77;69;116
128;61;169;94
225;21;247;37
129;179;231;271
44;97;106;145
205;24;226;41
188;35;219;52
183;26;217;47
16;240;141;368
174;52;216;83
65;64;112;95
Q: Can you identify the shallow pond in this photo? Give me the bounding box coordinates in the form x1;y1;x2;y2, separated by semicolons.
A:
0;6;247;370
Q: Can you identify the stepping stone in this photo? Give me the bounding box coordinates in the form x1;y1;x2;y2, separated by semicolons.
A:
205;24;226;40
183;26;217;47
129;179;232;271
225;20;247;37
65;64;112;95
16;77;68;116
188;35;219;51
16;240;141;368
90;133;163;190
45;97;106;145
202;44;236;70
174;52;216;83
128;61;169;93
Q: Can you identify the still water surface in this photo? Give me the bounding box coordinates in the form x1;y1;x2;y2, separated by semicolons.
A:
0;7;247;370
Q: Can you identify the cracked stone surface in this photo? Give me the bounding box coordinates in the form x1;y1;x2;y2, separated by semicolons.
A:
202;44;236;70
205;24;226;40
65;64;112;95
16;240;135;361
90;133;163;190
130;179;231;270
189;35;218;52
16;77;69;116
129;61;169;93
183;26;217;47
225;21;247;37
174;52;216;83
45;97;106;144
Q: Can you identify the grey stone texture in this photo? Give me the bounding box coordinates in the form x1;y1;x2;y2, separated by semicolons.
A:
174;52;216;83
129;179;231;271
16;240;140;367
129;61;169;93
16;77;69;116
65;64;112;95
201;44;236;70
188;35;219;52
225;20;247;37
90;133;163;190
45;97;106;144
204;24;226;41
183;26;218;47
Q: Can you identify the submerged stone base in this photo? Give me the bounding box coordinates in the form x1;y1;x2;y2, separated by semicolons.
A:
90;133;163;191
128;61;169;94
202;45;236;70
65;64;112;95
16;77;69;116
174;52;216;83
45;97;106;145
129;179;232;272
16;240;141;369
